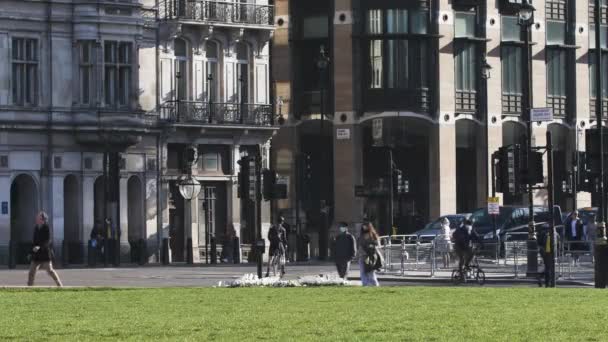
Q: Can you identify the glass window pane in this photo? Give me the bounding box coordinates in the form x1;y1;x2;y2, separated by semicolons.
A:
369;40;383;88
387;9;408;34
303;16;329;38
411;9;428;34
206;41;218;59
367;10;383;34
236;43;248;61
387;40;408;89
455;12;476;38
203;154;219;171
174;39;187;57
12;38;20;60
456;43;476;91
547;21;566;45
502;16;520;41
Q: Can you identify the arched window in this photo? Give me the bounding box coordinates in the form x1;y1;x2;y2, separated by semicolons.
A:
174;38;188;101
235;42;249;104
205;40;219;103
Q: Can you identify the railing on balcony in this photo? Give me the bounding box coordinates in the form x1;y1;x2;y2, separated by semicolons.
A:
160;101;274;126
455;90;477;112
502;93;522;116
161;0;274;26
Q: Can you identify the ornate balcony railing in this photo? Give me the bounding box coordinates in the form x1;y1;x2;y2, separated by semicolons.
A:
162;0;274;26
160;101;274;126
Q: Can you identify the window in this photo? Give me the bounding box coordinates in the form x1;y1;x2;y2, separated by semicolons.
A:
547;49;567;117
104;41;132;107
455;42;477;112
174;38;188;102
590;0;608;118
454;12;478;112
364;8;429;91
205;41;219;103
502;45;523;114
12;38;38;106
79;41;95;105
546;1;570;118
234;42;249;104
501;16;523;115
201;153;219;172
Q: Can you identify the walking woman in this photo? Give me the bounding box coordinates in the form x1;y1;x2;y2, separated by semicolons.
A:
358;222;380;287
437;217;452;268
28;211;63;287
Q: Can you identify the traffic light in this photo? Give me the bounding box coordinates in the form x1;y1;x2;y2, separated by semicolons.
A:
262;169;277;201
495;145;523;195
237;157;250;199
577;151;592;192
522;150;544;186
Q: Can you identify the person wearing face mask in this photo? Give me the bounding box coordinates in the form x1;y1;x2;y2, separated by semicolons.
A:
451;219;481;273
334;222;357;279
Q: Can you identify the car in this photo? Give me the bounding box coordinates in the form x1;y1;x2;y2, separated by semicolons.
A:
471;205;562;238
414;214;470;243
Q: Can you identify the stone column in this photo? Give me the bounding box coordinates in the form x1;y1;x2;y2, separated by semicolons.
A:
51;176;64;262
82;175;95;261
0;176;11;264
230;144;241;237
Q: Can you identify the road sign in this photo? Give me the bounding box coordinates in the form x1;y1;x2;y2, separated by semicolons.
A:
488;197;500;215
336;128;351;140
531;107;553;122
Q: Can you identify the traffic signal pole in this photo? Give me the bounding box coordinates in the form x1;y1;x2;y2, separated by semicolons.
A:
595;0;607;239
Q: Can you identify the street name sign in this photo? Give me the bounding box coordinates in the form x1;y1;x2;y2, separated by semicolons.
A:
530;107;553;122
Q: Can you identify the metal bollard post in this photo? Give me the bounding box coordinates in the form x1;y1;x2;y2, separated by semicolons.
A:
513;240;519;278
430;240;435;278
401;240;405;276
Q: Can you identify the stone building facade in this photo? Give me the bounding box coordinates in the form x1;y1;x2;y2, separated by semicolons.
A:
271;0;597;258
0;0;276;266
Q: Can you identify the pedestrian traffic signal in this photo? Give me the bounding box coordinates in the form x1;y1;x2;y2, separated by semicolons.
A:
262;169;276;201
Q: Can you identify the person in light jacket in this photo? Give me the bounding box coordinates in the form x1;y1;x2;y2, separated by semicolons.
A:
358;222;380;287
437;217;452;268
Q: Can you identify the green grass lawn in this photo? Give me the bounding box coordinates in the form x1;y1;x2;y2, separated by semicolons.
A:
1;287;607;341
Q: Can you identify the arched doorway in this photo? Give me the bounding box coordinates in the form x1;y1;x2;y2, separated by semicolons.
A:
128;176;144;242
297;119;334;259
502;121;527;205
456;119;481;213
64;175;81;263
94;176;106;228
361;116;432;235
10;174;38;264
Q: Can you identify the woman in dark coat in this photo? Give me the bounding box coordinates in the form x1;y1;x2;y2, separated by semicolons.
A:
27;211;63;287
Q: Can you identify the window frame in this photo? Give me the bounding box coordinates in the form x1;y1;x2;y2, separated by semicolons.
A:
78;40;96;106
11;37;39;107
204;40;221;103
104;40;133;108
361;2;432;112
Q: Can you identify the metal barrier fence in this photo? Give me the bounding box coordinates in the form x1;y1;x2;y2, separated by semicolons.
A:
378;234;595;280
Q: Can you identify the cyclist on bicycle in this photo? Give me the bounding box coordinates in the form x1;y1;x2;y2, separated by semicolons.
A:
266;218;288;277
452;219;481;273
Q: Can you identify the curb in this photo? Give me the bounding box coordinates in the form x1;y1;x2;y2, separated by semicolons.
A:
347;275;593;287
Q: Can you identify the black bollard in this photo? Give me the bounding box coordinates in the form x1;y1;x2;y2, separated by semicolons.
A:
138;238;146;266
62;240;69;268
113;239;120;267
8;240;16;269
162;238;170;265
88;240;97;267
233;236;241;264
595;244;608;288
210;235;217;264
186;238;193;264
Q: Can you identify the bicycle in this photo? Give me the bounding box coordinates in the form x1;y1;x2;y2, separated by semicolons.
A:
451;252;486;286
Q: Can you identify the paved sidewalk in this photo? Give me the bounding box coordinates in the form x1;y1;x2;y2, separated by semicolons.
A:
0;262;594;288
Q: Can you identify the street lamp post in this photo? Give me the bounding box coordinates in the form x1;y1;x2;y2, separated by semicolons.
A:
595;0;607;242
177;146;202;264
517;0;538;275
316;45;330;260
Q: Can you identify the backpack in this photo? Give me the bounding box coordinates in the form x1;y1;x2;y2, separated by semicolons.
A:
268;226;280;244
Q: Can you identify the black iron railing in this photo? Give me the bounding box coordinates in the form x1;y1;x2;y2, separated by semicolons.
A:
162;0;274;26
502;93;522;116
590;98;608;121
547;95;567;118
160;101;273;126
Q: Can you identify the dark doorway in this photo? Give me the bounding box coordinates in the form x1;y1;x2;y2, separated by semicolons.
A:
10;174;38;264
456;120;479;213
64;175;82;263
198;182;227;262
169;182;185;262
